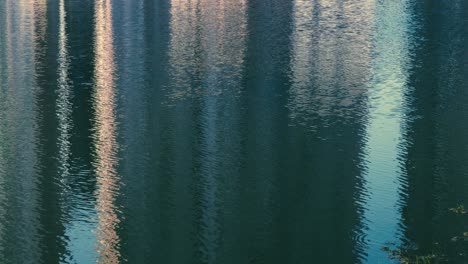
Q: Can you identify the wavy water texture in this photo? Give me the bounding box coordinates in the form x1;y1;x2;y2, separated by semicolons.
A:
0;0;467;263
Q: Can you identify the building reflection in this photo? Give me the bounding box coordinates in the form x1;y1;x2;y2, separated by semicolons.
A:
0;0;12;259
93;0;121;263
2;0;467;262
111;0;148;262
0;0;43;261
288;0;374;124
53;0;96;262
193;1;247;262
33;0;47;43
360;0;414;261
238;0;294;263
286;0;376;261
56;0;72;191
163;0;248;262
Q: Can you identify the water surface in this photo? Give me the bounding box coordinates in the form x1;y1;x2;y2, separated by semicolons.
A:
0;0;467;263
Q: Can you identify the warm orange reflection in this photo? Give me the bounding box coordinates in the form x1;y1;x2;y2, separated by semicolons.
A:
93;0;121;263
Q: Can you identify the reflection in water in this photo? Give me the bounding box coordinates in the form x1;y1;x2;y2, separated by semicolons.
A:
0;0;42;261
195;1;246;261
288;0;374;127
93;0;121;263
167;0;246;100
361;0;414;261
167;0;199;101
289;0;314;125
55;0;75;260
1;0;468;263
165;2;200;262
240;1;294;262
0;0;9;257
287;0;373;261
33;0;47;43
401;1;468;260
56;0;72;193
113;0;148;261
167;0;247;262
56;1;97;262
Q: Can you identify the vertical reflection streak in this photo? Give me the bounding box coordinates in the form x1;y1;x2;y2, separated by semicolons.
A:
0;0;12;253
362;0;412;261
289;0;314;124
166;0;248;261
207;0;247;262
34;0;47;42
0;0;11;257
116;0;147;260
0;0;42;260
198;1;223;261
288;0;374;125
56;0;83;261
288;0;374;261
93;0;121;263
56;0;72;190
196;0;247;261
166;2;198;262
166;0;196;101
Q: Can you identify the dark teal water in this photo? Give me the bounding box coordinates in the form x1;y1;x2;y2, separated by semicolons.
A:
1;0;467;263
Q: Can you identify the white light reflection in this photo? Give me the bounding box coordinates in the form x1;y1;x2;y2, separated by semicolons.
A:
362;0;413;261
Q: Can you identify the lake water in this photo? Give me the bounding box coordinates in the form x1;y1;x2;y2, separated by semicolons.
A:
0;0;467;263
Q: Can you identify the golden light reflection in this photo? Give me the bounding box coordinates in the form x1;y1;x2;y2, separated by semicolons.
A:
93;0;121;263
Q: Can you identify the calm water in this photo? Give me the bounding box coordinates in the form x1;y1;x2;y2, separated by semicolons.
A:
0;0;467;263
